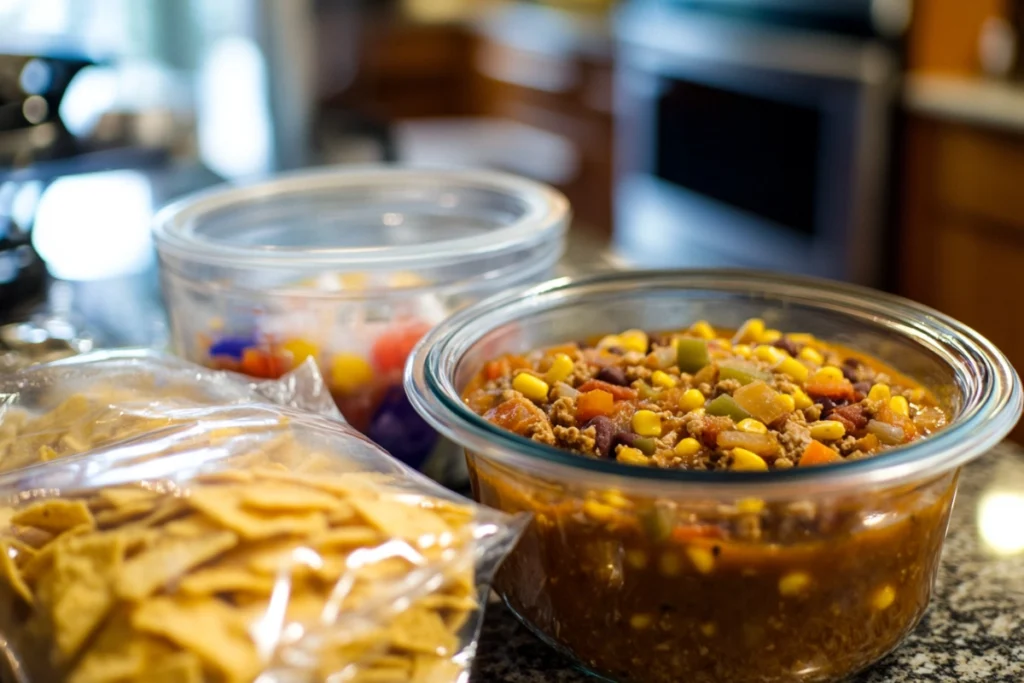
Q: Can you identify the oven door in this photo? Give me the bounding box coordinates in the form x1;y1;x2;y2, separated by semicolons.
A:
613;3;900;286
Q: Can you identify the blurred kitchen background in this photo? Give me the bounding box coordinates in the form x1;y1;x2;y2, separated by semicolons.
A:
1;0;1023;428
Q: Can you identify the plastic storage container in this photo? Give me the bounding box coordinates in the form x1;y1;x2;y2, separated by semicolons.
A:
406;270;1022;683
154;166;569;477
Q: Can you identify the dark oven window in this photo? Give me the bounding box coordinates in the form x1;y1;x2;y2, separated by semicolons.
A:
655;78;821;236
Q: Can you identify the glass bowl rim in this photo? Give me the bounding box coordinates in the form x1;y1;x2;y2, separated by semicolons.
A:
405;269;1023;497
152;164;570;272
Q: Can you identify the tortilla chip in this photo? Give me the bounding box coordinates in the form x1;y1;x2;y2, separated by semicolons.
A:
132;596;261;683
350;498;450;544
50;532;125;660
147;651;204;683
0;541;33;603
387;607;458;657
178;566;276;596
187;488;327;541
67;608;162;683
313;527;381;549
118;531;237;601
13;499;94;533
97;487;160;509
240;482;343;513
194;470;254;485
95;500;156;528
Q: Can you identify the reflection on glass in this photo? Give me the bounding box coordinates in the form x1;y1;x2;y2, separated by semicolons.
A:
977;491;1024;556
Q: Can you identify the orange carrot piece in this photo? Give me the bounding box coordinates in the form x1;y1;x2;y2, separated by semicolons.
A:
799;440;842;467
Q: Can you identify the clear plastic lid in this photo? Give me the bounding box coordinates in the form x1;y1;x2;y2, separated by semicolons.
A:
153;166;570;284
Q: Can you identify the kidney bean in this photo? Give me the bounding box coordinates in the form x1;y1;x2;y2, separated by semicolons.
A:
585;416;617;457
772;338;801;357
596;366;629;386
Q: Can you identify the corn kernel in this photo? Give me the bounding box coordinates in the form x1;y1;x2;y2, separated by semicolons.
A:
759;328;783;343
630;613;653;630
799;347;825;365
674;437;701;458
873;584;896;610
779;571;811;596
617;446;650;466
733;344;753;359
890;395;910;417
809;420;846;441
601;489;631;509
512;372;550;402
737;497;765;515
632;410;663;437
659;552;682;577
546;353;575;384
754;345;785;363
620;329;649;354
731;448;768;472
737;418;767;434
868;383;891;402
908;388;926;403
699;622;717;637
651;370;677;389
330;353;374;393
813;366;844;383
686;546;715;574
626;549;648;569
733;318;765;344
775;356;809;383
597;334;623;350
792;388;812;410
583;499;617;522
679;388;706;413
690;320;715;340
788;333;816;345
777;393;796;413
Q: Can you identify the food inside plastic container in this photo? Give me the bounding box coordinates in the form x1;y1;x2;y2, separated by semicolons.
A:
0;410;524;683
153;167;570;475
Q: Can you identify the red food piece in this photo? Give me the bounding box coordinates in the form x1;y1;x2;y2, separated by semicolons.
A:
830;403;870;433
371;321;433;374
805;377;856;402
485;394;548;436
800;440;842;467
699;415;734;448
576;390;615;422
577;380;637;401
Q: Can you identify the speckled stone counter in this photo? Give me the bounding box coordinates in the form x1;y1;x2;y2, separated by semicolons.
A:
472;443;1024;682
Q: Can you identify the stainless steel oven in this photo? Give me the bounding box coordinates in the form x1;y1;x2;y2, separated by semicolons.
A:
612;0;908;287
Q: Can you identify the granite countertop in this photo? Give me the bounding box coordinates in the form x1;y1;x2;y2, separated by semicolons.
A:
472;443;1024;682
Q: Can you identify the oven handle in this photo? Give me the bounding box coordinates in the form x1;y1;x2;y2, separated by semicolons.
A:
615;3;899;86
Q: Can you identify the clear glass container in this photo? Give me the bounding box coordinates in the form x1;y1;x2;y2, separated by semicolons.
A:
153;166;569;479
406;270;1022;683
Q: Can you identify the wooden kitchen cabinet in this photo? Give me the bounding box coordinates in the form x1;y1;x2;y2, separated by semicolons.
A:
899;116;1024;441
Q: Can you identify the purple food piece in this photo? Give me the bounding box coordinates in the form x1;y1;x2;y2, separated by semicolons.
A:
368;386;439;470
209;336;256;361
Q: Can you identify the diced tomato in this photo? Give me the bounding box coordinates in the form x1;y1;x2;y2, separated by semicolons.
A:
577;379;637;401
799;440;842;467
671;524;725;543
371;321;433;374
699;415;734;448
484;359;509;381
831;403;869;432
805;378;856;401
576;390;615;422
853;432;881;454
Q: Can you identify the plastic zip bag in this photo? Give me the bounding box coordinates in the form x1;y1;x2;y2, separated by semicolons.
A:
0;349;342;475
0;409;526;683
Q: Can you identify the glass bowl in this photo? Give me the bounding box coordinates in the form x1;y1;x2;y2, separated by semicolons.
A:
405;270;1022;683
153;165;569;478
